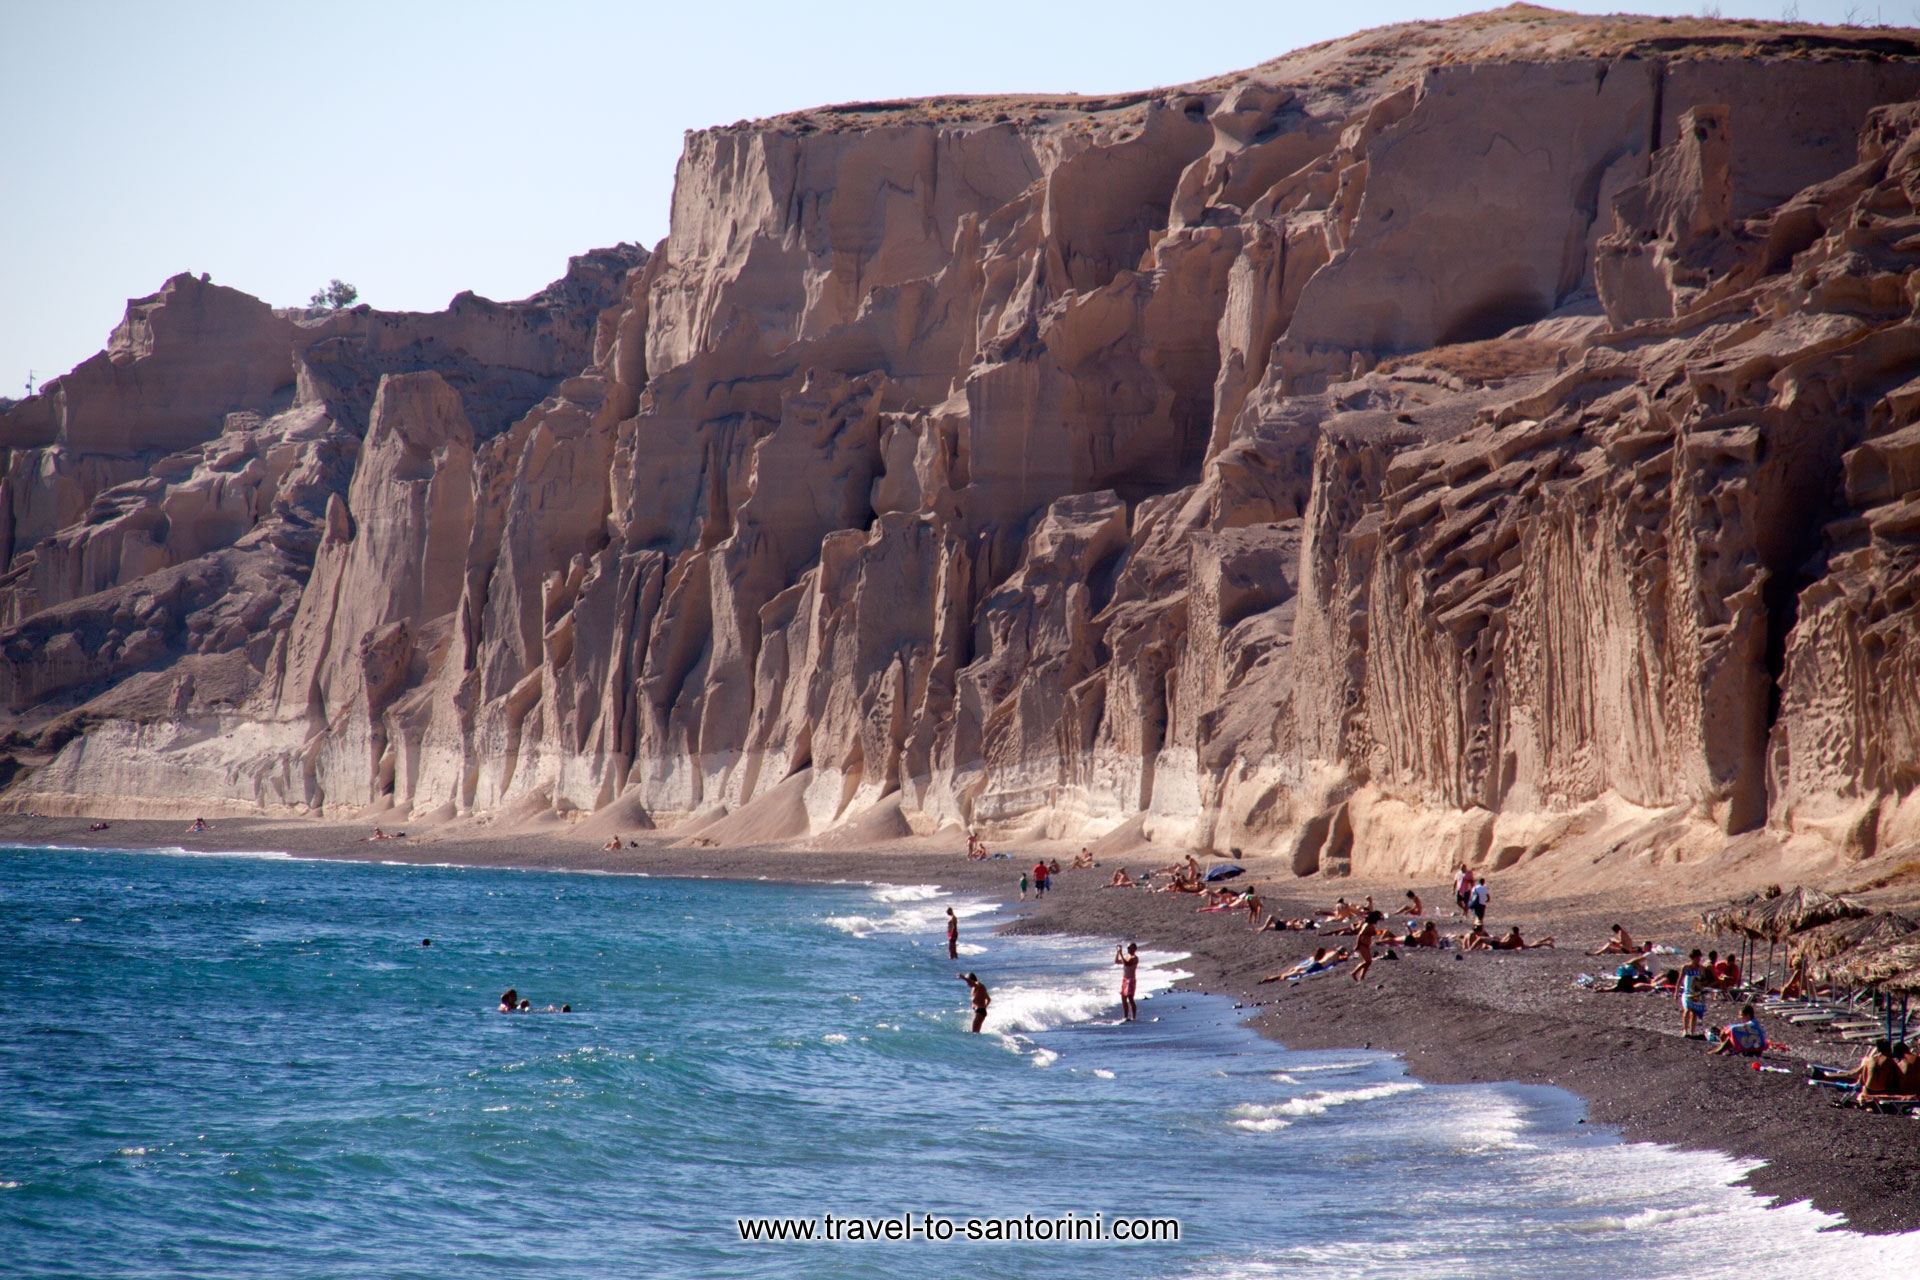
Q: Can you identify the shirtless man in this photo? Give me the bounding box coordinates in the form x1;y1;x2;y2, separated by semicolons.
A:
1115;943;1140;1021
946;907;959;960
1351;910;1384;981
1588;924;1643;956
958;972;991;1033
1404;921;1440;948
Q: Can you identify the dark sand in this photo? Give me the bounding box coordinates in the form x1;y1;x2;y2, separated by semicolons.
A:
9;814;1918;1235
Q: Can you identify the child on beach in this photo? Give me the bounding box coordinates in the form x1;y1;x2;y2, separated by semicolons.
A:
1019;871;1029;900
1679;950;1709;1038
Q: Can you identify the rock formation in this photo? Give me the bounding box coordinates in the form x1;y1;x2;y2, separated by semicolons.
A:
7;7;1920;880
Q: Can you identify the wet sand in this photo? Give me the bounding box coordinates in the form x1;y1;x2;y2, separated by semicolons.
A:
9;813;1918;1234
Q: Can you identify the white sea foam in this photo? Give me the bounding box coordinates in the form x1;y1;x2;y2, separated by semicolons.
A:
16;842;300;861
1231;1116;1292;1133
822;1034;848;1044
1092;1069;1115;1079
1231;1081;1422;1124
822;883;999;938
982;948;1185;1034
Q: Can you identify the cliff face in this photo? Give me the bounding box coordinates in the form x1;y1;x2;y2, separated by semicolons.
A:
8;7;1920;879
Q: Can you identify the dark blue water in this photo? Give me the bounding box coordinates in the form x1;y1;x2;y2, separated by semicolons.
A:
1;846;1911;1279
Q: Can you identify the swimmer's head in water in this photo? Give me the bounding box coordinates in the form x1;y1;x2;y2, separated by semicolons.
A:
519;1000;531;1011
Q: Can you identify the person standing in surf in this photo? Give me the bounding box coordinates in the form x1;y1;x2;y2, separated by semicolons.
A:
958;972;991;1033
946;907;959;959
1115;943;1140;1021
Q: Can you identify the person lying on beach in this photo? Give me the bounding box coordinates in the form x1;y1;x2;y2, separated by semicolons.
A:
958;972;991;1033
187;818;210;833
89;821;110;832
1260;947;1350;982
1485;926;1554;950
1608;955;1653;991
1708;1005;1768;1055
362;827;404;841
1259;916;1316;931
1588;924;1645;956
1104;868;1138;888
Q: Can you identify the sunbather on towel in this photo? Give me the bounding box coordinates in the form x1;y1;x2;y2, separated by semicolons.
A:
1708;1005;1768;1055
1258;947;1349;982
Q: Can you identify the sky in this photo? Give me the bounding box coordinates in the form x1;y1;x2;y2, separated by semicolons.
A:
0;0;1906;398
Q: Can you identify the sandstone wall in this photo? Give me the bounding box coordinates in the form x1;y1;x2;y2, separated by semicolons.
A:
8;11;1920;882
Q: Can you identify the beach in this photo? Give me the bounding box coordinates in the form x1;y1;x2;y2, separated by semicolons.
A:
8;813;1918;1237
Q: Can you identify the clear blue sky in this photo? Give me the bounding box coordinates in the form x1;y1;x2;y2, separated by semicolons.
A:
0;1;1898;399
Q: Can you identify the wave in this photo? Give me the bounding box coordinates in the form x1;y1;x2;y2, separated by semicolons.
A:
822;883;999;937
4;842;300;861
1230;1081;1423;1124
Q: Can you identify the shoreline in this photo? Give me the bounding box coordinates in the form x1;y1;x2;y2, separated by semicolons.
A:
9;815;1919;1236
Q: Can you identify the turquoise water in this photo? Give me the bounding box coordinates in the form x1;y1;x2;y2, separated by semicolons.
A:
1;845;1914;1279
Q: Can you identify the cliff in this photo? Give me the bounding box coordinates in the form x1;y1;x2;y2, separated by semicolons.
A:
7;6;1920;884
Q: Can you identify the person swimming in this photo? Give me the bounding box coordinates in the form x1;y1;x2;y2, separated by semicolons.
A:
498;989;519;1012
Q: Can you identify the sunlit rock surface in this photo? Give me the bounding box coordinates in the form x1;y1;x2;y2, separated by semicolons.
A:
7;8;1920;880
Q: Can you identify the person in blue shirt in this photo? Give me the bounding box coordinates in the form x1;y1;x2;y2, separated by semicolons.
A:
1709;1004;1768;1055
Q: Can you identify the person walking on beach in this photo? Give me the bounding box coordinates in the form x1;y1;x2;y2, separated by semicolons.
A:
1019;869;1029;900
946;907;959;959
1467;878;1489;927
958;972;991;1033
1351;910;1384;981
1679;949;1709;1038
1454;865;1474;916
1115;943;1140;1021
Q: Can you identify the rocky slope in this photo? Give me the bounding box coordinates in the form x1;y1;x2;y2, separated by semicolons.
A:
7;6;1920;884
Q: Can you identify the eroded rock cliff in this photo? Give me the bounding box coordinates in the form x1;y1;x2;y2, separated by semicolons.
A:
8;7;1920;881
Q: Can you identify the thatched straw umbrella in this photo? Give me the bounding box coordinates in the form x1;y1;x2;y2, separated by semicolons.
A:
1808;936;1920;1042
1793;911;1919;963
1699;886;1866;942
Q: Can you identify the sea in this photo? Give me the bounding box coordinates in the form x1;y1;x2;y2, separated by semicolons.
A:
1;844;1914;1279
